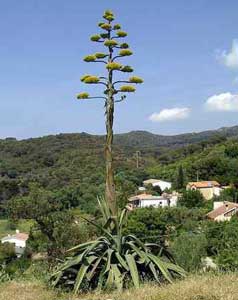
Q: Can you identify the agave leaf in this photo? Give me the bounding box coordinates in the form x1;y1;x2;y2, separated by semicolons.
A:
67;240;96;253
73;263;89;294
118;208;127;230
111;264;123;291
127;241;148;262
52;271;63;287
148;262;160;283
115;251;129;271
126;235;147;251
163;262;187;277
87;252;105;281
125;254;140;288
104;249;114;274
53;250;87;275
105;268;114;289
147;254;173;283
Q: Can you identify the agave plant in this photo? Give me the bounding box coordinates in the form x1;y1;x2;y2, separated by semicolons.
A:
51;198;186;293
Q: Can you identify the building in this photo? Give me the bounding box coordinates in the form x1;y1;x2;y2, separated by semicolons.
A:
207;201;238;222
143;179;172;191
1;230;29;256
186;181;221;200
128;192;179;209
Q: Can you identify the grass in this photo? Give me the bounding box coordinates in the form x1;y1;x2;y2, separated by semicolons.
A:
0;219;32;238
0;273;238;300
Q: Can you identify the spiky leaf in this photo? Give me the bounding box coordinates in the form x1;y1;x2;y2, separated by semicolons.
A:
125;254;140;288
116;31;127;38
119;49;133;56
84;55;96;62
119;85;136;93
129;76;143;84
104;39;118;47
77;93;89;99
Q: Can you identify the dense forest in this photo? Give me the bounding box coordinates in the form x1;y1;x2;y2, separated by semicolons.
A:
1;125;238;215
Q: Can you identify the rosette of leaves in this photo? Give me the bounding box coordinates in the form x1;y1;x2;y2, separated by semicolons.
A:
51;198;186;293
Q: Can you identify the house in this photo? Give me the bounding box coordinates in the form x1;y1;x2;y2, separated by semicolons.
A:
1;230;29;256
207;201;238;221
128;192;179;209
186;181;221;200
143;179;172;191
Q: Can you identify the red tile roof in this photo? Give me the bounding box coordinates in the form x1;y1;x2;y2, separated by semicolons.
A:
188;181;220;189
207;201;238;220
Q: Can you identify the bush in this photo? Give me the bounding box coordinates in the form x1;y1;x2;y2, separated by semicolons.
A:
179;190;205;208
171;232;208;272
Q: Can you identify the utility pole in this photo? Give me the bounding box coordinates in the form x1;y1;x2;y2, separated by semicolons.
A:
196;170;199;182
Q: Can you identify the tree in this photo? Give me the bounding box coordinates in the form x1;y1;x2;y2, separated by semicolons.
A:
77;10;143;215
176;165;185;190
179;190;204;208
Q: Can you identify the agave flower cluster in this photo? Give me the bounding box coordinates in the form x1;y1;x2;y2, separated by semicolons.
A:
52;199;186;293
77;10;143;102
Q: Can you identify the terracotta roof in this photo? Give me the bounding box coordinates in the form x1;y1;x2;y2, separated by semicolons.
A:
187;181;220;188
207;201;238;220
13;233;29;241
2;233;29;241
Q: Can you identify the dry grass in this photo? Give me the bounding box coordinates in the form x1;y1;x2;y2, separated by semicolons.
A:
1;273;238;300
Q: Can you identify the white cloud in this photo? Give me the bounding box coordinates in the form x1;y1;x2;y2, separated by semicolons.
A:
205;92;238;112
218;39;238;69
149;107;190;122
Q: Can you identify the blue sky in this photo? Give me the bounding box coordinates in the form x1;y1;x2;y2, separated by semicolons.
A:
0;0;238;139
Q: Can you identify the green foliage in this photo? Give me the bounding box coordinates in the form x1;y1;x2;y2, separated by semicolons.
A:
8;186;94;257
90;35;101;42
119;49;133;56
171;232;208;272
0;243;16;264
106;62;122;70
120;65;134;72
175;165;185;190
179;190;205;208
83;55;96;62
116;31;127;37
205;217;238;270
120;85;136;92
104;39;118;47
125;207;205;245
51;199;185;293
129;76;143;84
77;92;89;99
